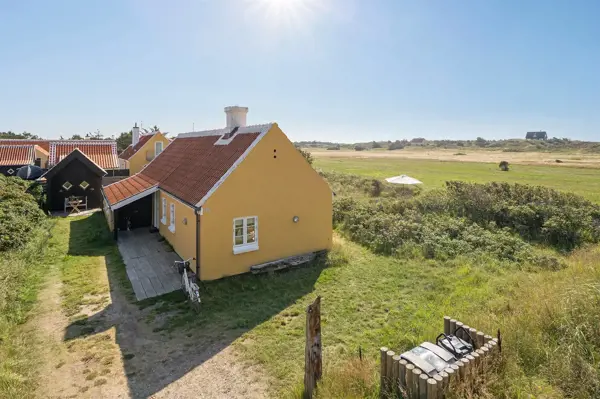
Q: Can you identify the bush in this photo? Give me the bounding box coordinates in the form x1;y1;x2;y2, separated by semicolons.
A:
354;145;366;151
332;179;600;266
388;140;404;150
296;148;314;165
0;176;47;252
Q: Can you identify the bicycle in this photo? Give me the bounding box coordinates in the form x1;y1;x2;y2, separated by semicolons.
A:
174;258;201;312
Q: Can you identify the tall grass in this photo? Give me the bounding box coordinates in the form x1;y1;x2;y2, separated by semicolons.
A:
0;220;53;398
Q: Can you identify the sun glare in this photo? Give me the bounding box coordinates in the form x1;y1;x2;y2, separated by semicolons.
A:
247;0;323;31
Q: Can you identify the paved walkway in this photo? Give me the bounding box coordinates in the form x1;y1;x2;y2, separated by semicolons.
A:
117;229;182;300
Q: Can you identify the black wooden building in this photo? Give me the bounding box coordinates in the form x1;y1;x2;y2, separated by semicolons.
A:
41;149;106;211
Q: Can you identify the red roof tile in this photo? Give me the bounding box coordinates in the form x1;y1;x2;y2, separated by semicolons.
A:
103;124;271;207
0;145;35;166
50;141;119;169
0;140;50;152
141;132;261;206
118;134;155;160
103;174;158;206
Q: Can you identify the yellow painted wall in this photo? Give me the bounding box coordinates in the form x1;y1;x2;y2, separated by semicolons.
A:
35;147;49;168
158;190;198;272
199;124;332;280
128;133;170;175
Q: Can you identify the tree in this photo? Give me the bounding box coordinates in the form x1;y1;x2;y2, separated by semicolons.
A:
70;134;83;140
499;161;509;171
116;131;132;152
476;137;487;147
0;131;42;140
354;145;366;151
371;141;382;149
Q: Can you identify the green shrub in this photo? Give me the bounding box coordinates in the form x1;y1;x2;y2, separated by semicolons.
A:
0;176;47;252
331;179;598;266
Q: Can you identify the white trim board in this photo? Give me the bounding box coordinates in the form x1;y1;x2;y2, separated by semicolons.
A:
110;186;158;211
194;125;273;207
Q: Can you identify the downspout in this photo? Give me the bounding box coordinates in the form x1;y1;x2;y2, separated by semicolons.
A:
195;207;201;279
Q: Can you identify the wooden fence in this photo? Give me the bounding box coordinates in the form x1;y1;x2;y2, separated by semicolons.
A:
380;316;500;398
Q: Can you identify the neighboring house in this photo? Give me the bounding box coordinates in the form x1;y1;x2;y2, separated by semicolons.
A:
102;106;333;281
526;131;547;140
48;140;119;169
118;124;170;174
41;149;106;211
0;144;49;176
410;138;426;146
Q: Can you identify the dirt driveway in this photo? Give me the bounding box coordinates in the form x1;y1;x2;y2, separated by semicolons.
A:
30;215;269;398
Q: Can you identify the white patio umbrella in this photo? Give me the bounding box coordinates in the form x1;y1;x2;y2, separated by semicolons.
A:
385;174;423;185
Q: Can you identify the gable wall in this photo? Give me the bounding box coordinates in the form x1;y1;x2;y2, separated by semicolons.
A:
129;133;170;175
199;124;332;280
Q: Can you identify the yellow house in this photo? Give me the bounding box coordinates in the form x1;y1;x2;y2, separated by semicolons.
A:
118;124;171;174
102;106;332;281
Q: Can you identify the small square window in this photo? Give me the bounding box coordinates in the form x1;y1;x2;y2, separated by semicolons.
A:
7;168;14;175
62;181;73;191
80;181;90;190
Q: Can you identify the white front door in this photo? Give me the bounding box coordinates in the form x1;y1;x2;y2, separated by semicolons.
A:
153;192;159;228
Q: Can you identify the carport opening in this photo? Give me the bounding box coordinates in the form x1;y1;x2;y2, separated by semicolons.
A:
116;194;153;231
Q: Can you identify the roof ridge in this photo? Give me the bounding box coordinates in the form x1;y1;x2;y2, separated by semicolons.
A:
177;123;273;139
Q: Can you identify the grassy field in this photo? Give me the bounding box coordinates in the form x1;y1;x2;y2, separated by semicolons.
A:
0;221;53;398
313;156;600;203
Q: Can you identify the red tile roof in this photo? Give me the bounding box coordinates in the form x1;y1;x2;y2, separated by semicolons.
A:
118;134;155;160
50;141;119;169
103;174;158;206
35;145;49;156
0;145;35;166
103;124;272;207
0;140;50;152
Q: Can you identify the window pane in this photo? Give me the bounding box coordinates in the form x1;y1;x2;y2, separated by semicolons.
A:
234;227;244;237
234;219;243;228
246;217;255;227
235;236;244;245
247;226;256;243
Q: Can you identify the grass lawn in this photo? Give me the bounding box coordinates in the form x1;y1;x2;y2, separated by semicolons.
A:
313;156;600;203
0;221;53;398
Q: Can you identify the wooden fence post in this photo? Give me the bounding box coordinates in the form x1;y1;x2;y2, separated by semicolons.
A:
380;347;388;397
304;296;322;399
444;316;451;335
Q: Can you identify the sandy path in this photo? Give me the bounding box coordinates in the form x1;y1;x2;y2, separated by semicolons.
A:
30;247;269;398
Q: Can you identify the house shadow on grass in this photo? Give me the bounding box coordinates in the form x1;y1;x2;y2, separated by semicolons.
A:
63;213;324;398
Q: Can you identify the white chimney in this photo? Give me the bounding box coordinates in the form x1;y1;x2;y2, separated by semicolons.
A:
225;106;248;128
132;123;140;146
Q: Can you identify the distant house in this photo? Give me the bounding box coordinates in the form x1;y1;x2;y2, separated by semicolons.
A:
526;131;547;140
410;138;426;146
118;125;170;174
0;144;49;176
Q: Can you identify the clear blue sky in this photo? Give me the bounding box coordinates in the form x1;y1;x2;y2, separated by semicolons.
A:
1;0;599;142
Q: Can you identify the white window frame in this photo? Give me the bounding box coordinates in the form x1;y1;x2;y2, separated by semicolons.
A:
161;198;167;225
232;216;258;254
169;203;176;233
155;141;163;157
62;181;73;191
80;181;90;190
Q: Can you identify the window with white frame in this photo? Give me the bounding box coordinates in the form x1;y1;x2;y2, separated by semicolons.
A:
169;203;176;233
155;141;163;157
161;198;167;224
233;216;258;254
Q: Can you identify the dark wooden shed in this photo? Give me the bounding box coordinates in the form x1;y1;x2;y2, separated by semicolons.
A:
41;149;106;211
